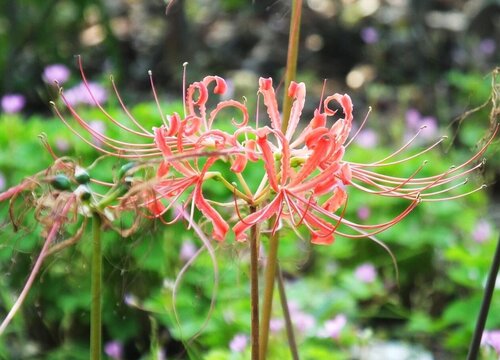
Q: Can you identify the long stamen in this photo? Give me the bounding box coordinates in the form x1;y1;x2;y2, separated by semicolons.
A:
109;75;153;136
76;56;152;138
345;107;373;148
148;70;168;127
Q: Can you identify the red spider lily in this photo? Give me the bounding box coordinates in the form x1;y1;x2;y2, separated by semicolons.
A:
233;77;498;245
151;127;230;241
52;59;254;241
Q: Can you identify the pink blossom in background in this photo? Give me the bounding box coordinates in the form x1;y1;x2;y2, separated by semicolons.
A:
482;330;500;354
62;82;107;107
104;340;123;360
288;302;316;333
1;94;26;114
355;263;377;283
43;64;70;84
479;38;496;56
361;27;379;44
229;334;248;352
0;172;6;191
88;120;106;146
472;219;492;243
55;138;70;152
357;206;371;220
318;314;347;340
179;240;197;262
355;129;378;149
405;109;438;140
270;318;285;333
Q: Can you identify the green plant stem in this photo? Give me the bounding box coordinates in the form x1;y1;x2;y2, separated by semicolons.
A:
259;1;303;358
467;233;500;360
276;264;299;360
259;230;280;359
249;206;260;360
281;0;303;129
90;213;102;360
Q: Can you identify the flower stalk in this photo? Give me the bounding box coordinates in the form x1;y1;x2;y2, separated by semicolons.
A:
259;230;280;359
259;0;303;358
90;212;103;360
249;206;260;360
467;233;500;360
277;264;299;360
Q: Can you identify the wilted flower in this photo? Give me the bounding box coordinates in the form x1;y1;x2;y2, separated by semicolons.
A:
355;263;377;283
1;93;26;114
43;64;71;84
229;333;248;352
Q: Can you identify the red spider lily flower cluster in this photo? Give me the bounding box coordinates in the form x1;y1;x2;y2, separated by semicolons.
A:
51;61;498;245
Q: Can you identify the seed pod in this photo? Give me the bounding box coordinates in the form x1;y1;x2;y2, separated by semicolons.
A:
75;184;91;201
51;174;72;191
75;166;91;184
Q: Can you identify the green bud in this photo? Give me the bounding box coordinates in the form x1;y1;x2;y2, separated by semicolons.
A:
75;184;91;201
51;174;72;191
117;162;135;179
75;166;90;184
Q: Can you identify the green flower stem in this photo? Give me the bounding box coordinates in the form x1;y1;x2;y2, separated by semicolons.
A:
215;173;252;203
257;1;303;358
90;212;102;360
281;0;303;130
276;264;299;360
249;206;260;360
259;228;280;359
467;233;500;360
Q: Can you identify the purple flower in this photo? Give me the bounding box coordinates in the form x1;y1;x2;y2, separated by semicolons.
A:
104;340;123;360
180;241;197;262
229;334;248;352
63;82;107;107
361;27;379;44
288;302;316;333
482;330;500;354
472;219;492;243
89;120;106;146
357;206;371;220
270;318;284;333
355;263;377;283
43;64;71;84
355;129;378;149
1;94;26;114
405;108;421;128
55;138;70;152
405;109;438;140
0;172;6;191
318;314;347;340
479;38;496;56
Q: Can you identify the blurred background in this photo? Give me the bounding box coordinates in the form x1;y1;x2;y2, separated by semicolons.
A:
0;0;499;359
